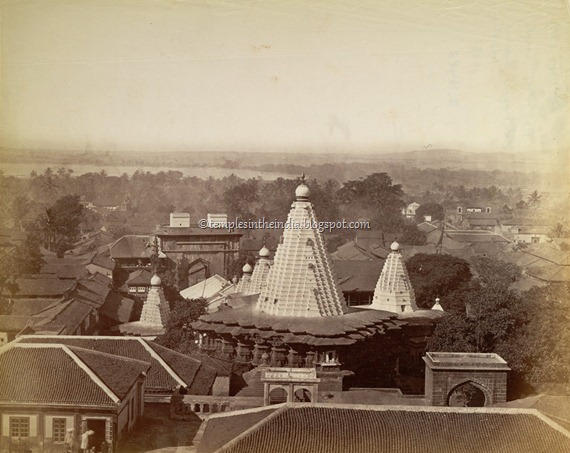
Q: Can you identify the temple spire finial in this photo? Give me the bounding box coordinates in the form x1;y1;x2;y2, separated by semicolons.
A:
301;172;305;183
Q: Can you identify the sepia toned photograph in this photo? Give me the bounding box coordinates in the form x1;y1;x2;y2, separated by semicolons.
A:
0;0;569;452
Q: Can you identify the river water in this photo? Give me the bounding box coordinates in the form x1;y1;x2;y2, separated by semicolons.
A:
0;162;295;180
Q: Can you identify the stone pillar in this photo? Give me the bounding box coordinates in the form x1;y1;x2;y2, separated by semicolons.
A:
304;351;316;367
252;343;269;366
271;346;288;367
235;342;252;363
287;349;303;368
220;339;235;360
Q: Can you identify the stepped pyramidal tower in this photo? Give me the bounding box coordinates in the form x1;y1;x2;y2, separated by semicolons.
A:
248;245;272;295
236;262;253;294
120;273;170;337
369;241;417;313
256;177;346;317
140;274;171;325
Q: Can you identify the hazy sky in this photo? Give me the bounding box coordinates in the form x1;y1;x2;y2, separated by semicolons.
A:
1;0;569;154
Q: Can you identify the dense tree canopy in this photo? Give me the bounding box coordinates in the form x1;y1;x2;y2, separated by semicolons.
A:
154;298;208;355
406;253;472;310
338;173;405;230
30;195;84;257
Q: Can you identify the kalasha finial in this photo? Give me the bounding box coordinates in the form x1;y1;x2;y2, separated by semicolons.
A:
301;172;305;183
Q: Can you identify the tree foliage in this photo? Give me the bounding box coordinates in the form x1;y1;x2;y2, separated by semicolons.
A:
406;253;472;310
154;298;208;354
338;173;405;230
30;195;84;257
429;282;570;390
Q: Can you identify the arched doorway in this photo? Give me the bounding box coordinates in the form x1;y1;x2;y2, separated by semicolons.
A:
447;381;487;407
268;387;288;405
188;259;210;286
294;388;311;402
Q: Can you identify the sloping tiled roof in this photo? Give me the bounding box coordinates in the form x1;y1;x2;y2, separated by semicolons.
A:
100;293;135;323
333;260;382;293
0;315;30;333
15;336;216;394
127;269;153;285
445;231;510;243
146;342;216;395
199;407;279;453
198;404;570;453
0;344;149;407
5;278;74;297
110;235;155;259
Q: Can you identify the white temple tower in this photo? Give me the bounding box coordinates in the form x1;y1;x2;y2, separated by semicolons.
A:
248;245;272;295
139;274;171;326
236;262;253;294
370;241;417;313
256;177;347;317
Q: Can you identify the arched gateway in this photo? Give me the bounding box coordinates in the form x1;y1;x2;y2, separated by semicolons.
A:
423;352;510;407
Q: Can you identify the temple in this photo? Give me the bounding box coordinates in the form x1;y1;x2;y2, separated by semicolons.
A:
193;177;442;393
366;241;417;313
119;274;170;338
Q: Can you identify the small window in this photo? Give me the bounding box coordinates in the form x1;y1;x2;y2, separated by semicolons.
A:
10;417;29;438
401;305;405;312
137;286;146;293
128;287;136;293
53;418;66;443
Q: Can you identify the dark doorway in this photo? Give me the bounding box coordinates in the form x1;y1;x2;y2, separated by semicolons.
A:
86;419;107;451
447;382;486;407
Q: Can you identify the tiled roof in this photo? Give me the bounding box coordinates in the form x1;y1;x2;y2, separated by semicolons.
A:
445;231;510;243
110;235;155;259
5;278;74;297
90;253;115;270
31;298;93;334
15;336;216;393
157;227;242;237
100;293;135;323
333;260;382;293
127;269;153;285
199;407;279;453
198;404;570;453
0;315;30;333
0;344;149;407
147;342;216;395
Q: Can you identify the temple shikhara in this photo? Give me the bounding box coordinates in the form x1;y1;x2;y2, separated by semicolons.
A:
193;177;443;393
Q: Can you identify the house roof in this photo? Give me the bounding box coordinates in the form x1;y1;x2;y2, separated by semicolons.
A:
467;218;499;226
127;268;153;286
198;404;570;453
330;241;387;261
4;278;75;298
109;235;155;259
100;293;135;324
0;315;30;333
0;343;149;407
180;275;230;300
157;226;242;237
333;260;382;293
15;336;217;394
445;231;510;244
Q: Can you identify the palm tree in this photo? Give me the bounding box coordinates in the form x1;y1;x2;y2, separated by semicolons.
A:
527;190;542;209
